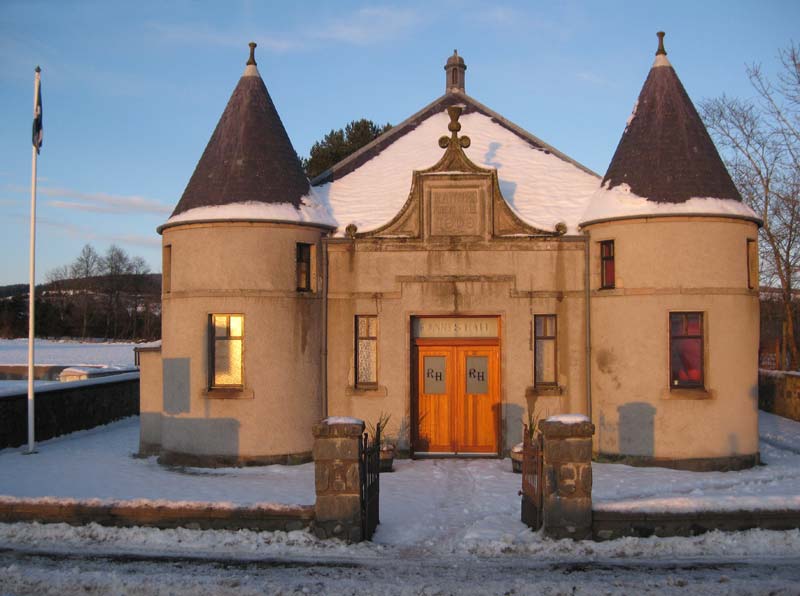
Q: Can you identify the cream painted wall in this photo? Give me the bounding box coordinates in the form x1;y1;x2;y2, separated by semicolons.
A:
587;217;760;461
155;222;325;460
325;238;588;452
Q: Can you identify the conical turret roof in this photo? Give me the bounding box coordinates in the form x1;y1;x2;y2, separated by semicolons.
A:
601;32;741;203
170;42;310;218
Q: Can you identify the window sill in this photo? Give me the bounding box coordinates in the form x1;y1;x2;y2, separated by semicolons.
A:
526;385;563;397
203;388;254;400
661;387;714;401
346;385;388;398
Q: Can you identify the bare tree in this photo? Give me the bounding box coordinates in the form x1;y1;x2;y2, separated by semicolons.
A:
70;244;100;338
701;42;800;368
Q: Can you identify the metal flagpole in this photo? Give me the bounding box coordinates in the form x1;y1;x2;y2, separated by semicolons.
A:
26;65;42;455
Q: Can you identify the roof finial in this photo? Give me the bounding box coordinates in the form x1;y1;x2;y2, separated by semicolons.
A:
444;49;467;93
247;42;257;66
438;105;471;150
656;31;667;56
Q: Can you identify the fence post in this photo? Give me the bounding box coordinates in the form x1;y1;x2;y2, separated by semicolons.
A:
539;415;595;540
312;417;364;542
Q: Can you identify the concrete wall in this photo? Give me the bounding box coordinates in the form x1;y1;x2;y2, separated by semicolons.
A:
325;235;588;452
154;221;326;464
137;348;163;455
759;370;800;422
0;373;139;448
586;216;760;468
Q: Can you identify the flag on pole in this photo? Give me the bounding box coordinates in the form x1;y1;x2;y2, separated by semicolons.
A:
32;66;42;153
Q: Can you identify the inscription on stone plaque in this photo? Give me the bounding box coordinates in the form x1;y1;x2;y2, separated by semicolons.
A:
429;189;481;237
466;356;488;394
413;317;498;338
423;356;446;394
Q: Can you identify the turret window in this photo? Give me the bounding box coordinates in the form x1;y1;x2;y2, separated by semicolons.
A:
669;312;703;388
747;239;758;290
296;243;312;292
600;240;615;289
209;314;244;389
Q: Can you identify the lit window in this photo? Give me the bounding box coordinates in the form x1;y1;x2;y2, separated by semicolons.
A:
669;312;703;388
296;243;312;292
600;240;615;289
747;239;758;290
355;315;377;386
534;315;557;386
209;314;244;389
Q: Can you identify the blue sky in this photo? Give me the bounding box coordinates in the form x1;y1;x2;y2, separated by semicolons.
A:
1;0;798;285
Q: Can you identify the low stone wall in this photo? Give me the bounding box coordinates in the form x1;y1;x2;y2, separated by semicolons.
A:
0;497;314;532
539;416;595;540
0;373;139;449
593;508;800;540
759;370;800;422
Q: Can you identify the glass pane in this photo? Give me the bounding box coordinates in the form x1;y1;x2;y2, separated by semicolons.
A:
367;317;377;337
357;338;377;384
213;315;228;338
686;313;702;335
601;242;613;257
534;316;544;337
357;317;369;337
671;338;702;385
229;315;243;338
603;259;615;287
297;262;309;289
466;356;488;394
423;356;446;394
214;339;242;386
536;315;555;338
669;313;684;336
535;338;556;384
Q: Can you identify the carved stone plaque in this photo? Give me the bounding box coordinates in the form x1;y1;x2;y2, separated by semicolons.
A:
429;189;481;237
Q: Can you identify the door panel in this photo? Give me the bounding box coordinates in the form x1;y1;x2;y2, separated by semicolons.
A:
455;347;499;453
414;343;499;454
416;348;455;452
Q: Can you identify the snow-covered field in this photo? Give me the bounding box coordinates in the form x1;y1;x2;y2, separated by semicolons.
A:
0;338;137;367
2;412;800;593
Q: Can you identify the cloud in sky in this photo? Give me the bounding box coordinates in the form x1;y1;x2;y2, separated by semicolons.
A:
149;22;301;52
313;7;420;46
11;212;160;249
5;185;172;215
150;6;420;52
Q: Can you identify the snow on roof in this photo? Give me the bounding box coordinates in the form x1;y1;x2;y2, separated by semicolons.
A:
159;189;336;232
580;182;760;227
546;414;591;425
314;110;601;236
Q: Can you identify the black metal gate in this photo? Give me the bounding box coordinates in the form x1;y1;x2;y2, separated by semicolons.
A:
359;426;380;540
520;425;543;530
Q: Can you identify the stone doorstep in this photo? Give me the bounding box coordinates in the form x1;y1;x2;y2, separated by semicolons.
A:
0;499;315;532
592;508;800;540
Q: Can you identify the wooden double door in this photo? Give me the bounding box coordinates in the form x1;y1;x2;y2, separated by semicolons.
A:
413;341;500;455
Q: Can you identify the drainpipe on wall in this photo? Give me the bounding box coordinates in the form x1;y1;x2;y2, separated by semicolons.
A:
583;230;592;421
321;237;329;418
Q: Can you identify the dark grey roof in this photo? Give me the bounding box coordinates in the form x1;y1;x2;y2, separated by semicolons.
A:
171;60;309;217
601;34;741;203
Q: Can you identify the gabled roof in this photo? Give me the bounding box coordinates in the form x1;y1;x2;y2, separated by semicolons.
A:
170;44;310;218
601;32;742;204
312;91;598;186
311;91;601;236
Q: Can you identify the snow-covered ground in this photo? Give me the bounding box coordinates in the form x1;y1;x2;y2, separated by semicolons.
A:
0;338;137;367
3;412;800;593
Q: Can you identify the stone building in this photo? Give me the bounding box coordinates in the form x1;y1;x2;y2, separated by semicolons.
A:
137;34;761;471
